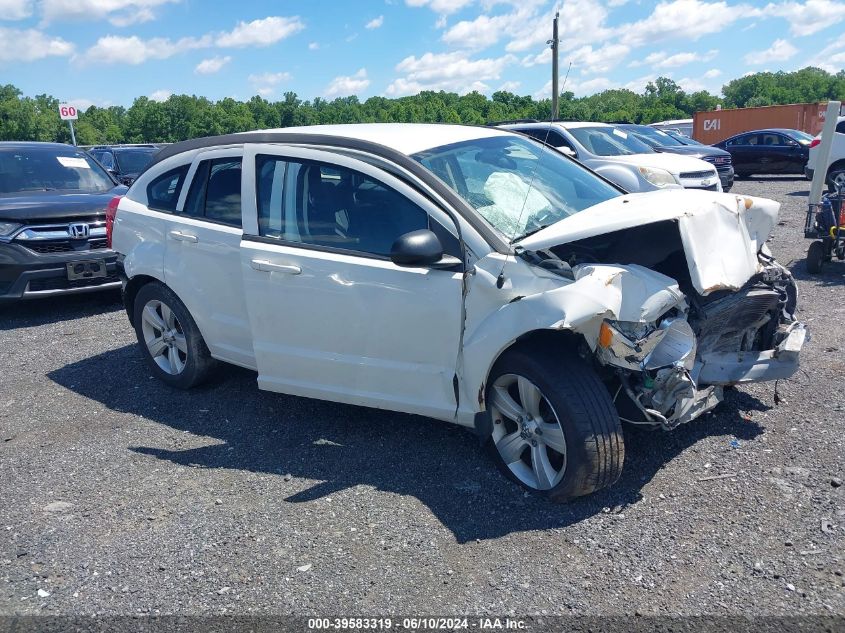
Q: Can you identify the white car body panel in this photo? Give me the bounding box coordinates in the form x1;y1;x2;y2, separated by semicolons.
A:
112;197;168;283
807;115;845;175
519;189;778;295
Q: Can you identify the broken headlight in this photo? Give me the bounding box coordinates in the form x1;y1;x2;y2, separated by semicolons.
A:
597;317;696;371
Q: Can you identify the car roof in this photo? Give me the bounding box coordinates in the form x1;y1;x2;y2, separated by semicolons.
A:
0;141;81;150
248;123;512;156
727;128;804;136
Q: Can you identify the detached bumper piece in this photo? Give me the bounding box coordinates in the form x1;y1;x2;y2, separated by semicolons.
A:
698;322;807;385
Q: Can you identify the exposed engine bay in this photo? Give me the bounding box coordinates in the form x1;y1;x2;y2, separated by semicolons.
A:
518;218;806;429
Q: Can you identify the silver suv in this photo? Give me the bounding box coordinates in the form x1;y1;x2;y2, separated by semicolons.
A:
500;121;721;193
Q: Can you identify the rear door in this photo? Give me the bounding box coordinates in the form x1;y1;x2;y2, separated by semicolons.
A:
727;134;754;173
163;148;255;369
238;144;465;421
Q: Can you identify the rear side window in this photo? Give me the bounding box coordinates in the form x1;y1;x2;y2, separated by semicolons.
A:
183;158;242;227
147;165;189;212
836;120;845;134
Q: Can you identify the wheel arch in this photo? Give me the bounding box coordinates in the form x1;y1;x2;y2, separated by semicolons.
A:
123;274;161;326
472;327;592;441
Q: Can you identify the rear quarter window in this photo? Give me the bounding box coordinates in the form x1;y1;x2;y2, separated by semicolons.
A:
146;165;189;212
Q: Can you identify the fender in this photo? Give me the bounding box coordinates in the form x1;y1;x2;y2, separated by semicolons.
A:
458;256;686;419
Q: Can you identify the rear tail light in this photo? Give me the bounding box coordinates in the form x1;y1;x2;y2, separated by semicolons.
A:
105;195;122;249
809;138;821;149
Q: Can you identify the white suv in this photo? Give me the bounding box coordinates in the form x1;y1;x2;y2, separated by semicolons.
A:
500;121;722;193
806;115;845;189
111;124;805;501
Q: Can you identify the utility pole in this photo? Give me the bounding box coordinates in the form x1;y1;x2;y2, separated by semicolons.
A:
548;12;560;120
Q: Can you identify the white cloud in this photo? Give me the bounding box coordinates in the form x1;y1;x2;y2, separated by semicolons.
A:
67;97;112;110
386;51;513;95
79;15;304;65
620;0;755;47
149;89;171;102
324;68;370;97
0;0;32;20
0;27;74;62
807;40;845;72
442;2;563;53
533;76;616;99
247;71;291;97
365;15;384;29
308;42;320;50
761;0;845;36
40;0;178;26
195;55;231;75
216;16;305;47
79;34;210;65
405;0;474;14
498;80;521;92
744;38;798;64
631;49;717;69
703;68;721;78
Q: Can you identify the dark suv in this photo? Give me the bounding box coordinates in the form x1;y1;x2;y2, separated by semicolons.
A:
0;142;127;301
619;124;735;192
87;145;159;186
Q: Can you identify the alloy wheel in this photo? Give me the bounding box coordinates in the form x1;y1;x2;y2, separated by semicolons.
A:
140;299;188;375
489;374;568;490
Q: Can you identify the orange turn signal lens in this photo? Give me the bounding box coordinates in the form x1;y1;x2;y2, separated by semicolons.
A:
598;322;613;349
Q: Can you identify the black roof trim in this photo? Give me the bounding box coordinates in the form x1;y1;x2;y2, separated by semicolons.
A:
148;131;509;253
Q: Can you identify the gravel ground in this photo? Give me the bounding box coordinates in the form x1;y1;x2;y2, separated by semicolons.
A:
0;177;843;619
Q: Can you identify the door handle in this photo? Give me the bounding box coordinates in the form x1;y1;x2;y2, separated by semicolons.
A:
250;259;301;275
169;230;198;243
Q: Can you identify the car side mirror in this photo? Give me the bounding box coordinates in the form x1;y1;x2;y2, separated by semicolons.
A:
390;229;461;269
558;146;576;158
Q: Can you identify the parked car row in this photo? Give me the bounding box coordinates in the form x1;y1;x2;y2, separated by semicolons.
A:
499;120;726;193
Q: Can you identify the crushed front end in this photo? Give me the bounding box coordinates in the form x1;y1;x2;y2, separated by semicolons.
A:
592;250;805;430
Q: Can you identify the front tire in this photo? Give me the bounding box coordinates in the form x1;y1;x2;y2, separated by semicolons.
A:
133;281;216;389
806;240;825;274
486;349;624;502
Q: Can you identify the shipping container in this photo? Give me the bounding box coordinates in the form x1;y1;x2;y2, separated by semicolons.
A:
692;103;845;144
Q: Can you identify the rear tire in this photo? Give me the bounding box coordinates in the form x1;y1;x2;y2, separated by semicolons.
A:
806;240;825;274
486;349;624;502
133;281;216;389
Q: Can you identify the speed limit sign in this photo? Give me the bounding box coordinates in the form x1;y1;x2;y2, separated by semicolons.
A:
58;104;78;120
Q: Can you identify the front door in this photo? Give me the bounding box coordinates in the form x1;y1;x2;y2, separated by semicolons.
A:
238;145;465;421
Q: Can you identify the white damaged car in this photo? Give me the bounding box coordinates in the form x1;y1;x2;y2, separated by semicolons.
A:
111;124;805;502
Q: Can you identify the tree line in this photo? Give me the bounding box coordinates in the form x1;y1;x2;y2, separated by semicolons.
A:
2;67;844;145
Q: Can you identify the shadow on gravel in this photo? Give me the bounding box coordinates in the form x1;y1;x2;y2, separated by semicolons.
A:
50;344;766;543
789;255;845;287
0;289;122;331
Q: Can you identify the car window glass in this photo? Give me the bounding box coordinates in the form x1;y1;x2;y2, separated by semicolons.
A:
182;158;242;226
566;126;653;156
204;159;242;226
99;153;115;169
183;160;211;218
147;165;189;212
256;155;429;257
836;120;845;134
0;148;115;195
759;133;781;146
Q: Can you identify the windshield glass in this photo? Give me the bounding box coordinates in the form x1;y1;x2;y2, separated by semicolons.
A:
626;126;685;147
567;126;654;156
667;132;701;145
413;135;621;242
114;148;157;173
0;147;115;195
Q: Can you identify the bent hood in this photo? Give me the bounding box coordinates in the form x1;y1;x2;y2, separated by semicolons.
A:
519;189;779;296
609;152;716;175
